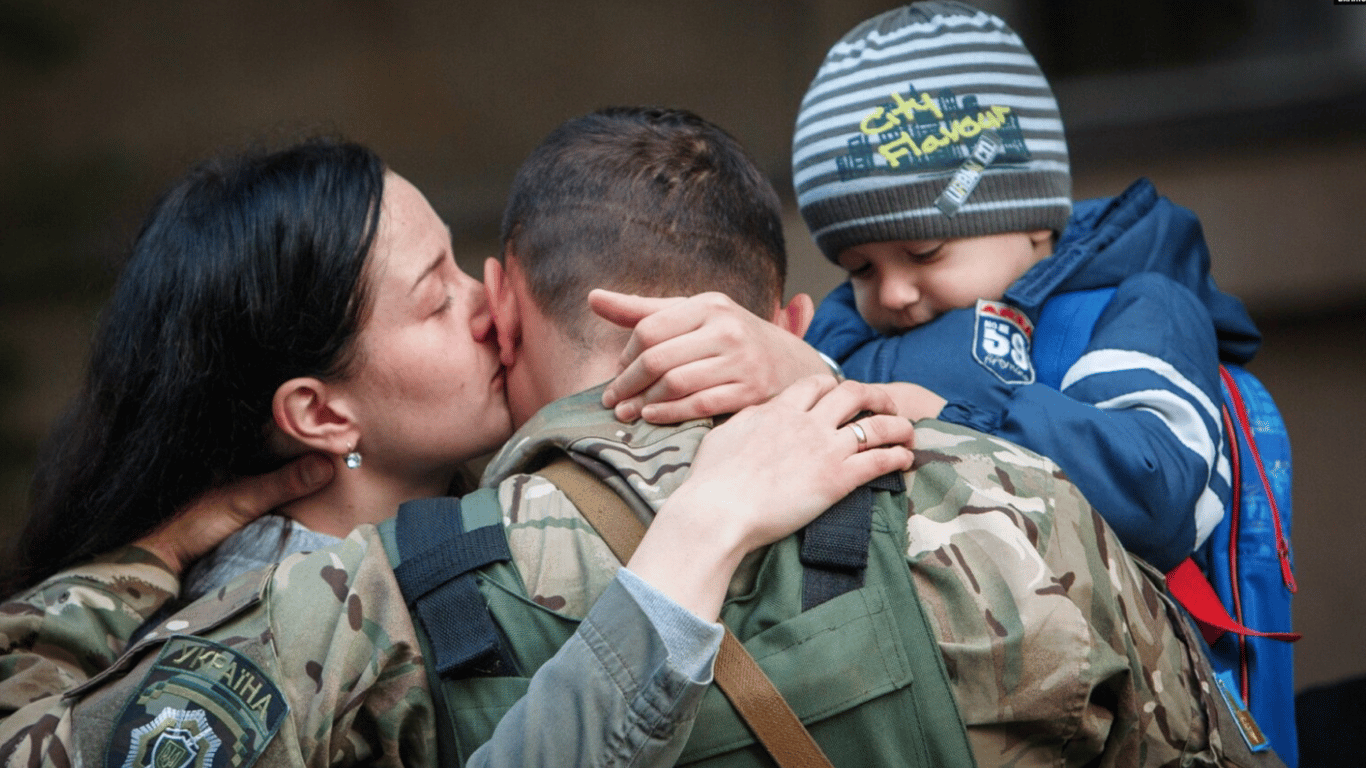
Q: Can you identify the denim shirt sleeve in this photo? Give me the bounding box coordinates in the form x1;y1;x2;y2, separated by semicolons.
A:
466;572;721;768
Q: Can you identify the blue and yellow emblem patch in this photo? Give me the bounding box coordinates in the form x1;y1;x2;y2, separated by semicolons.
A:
107;637;288;768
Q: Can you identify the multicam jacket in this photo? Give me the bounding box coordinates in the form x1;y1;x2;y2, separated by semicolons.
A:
0;527;439;768
0;526;714;768
433;405;975;767
0;385;1280;767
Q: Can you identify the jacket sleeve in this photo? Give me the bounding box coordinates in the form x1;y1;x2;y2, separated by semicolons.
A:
467;570;721;768
2;528;720;768
0;546;178;717
1;530;429;768
0;547;180;765
904;420;1238;767
834;273;1226;571
805;281;880;362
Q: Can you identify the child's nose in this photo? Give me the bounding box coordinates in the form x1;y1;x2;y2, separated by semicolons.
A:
879;273;919;311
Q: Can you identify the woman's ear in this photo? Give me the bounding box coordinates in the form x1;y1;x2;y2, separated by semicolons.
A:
272;377;359;456
485;253;522;368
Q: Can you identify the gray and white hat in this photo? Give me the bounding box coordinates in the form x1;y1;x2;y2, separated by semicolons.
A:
793;1;1071;262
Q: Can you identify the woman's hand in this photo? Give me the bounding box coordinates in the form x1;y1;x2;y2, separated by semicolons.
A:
592;289;831;424
627;376;914;620
134;454;334;575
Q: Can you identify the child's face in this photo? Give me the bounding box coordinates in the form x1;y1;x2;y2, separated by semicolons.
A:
836;230;1052;333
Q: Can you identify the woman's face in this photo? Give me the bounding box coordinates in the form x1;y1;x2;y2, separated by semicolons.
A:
339;171;511;493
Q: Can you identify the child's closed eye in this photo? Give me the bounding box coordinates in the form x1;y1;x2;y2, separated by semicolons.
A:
906;244;944;264
846;262;872;279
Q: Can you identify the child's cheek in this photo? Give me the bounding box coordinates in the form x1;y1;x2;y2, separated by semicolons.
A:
853;286;899;334
850;283;880;326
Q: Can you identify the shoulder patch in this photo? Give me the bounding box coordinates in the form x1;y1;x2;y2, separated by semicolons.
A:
106;637;288;768
972;299;1035;384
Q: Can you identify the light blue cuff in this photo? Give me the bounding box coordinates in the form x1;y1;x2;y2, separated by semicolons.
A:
616;568;723;683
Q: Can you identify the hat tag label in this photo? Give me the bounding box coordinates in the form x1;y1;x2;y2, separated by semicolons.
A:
935;130;1003;217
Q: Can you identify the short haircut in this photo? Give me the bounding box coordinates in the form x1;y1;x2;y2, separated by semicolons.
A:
500;107;786;342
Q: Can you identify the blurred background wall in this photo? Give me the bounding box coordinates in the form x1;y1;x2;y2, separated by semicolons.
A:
2;0;1363;696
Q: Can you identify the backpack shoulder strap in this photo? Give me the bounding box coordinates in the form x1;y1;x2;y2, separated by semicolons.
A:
1032;286;1117;388
536;456;837;768
800;470;902;610
1220;365;1296;594
390;490;517;678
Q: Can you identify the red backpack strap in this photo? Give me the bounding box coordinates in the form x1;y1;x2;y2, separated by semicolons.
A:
1220;366;1296;593
1166;558;1300;645
1165;364;1300;646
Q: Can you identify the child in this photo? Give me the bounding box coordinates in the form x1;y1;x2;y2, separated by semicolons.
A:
791;1;1263;573
591;8;1292;758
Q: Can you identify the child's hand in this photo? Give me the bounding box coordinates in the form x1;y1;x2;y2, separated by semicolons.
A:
591;289;830;423
876;382;948;421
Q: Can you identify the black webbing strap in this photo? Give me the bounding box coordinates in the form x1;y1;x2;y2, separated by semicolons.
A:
392;496;515;678
799;470;905;611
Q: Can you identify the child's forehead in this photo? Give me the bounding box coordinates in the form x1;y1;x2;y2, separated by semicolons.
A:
837;231;1047;270
838;236;956;260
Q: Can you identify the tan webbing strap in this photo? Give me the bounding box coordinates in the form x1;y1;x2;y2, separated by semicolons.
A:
537;457;649;561
537;457;836;768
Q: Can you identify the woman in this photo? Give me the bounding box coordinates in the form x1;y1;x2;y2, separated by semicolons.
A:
0;139;913;765
7;140;520;603
9;140;403;596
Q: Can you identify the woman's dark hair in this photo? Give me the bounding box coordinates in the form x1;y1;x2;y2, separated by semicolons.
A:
4;138;385;593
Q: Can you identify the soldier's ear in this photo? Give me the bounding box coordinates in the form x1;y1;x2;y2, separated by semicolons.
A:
272;377;359;457
485;253;522;368
773;293;815;338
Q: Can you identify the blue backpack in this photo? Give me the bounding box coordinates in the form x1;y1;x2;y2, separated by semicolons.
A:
1032;287;1300;765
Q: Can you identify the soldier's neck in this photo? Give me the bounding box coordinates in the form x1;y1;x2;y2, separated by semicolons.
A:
507;314;631;429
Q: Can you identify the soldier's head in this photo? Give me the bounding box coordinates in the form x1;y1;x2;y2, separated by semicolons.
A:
487;106;792;424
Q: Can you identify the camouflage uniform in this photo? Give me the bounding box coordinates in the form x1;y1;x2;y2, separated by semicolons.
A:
487;387;1268;767
1;386;1275;767
0;527;439;768
0;514;716;768
0;546;178;719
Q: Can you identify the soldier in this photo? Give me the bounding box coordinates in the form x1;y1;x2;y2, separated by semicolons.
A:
1;108;1282;767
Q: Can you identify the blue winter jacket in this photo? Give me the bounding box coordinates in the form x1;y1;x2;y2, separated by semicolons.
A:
807;178;1261;571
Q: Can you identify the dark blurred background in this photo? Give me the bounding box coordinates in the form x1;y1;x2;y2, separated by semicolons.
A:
2;0;1363;698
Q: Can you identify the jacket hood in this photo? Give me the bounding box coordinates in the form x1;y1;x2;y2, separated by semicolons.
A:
1006;178;1261;364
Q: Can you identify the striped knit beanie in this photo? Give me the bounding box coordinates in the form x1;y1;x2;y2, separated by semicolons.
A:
793;1;1071;262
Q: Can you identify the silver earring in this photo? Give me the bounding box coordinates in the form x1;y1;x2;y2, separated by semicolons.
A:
344;445;362;469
